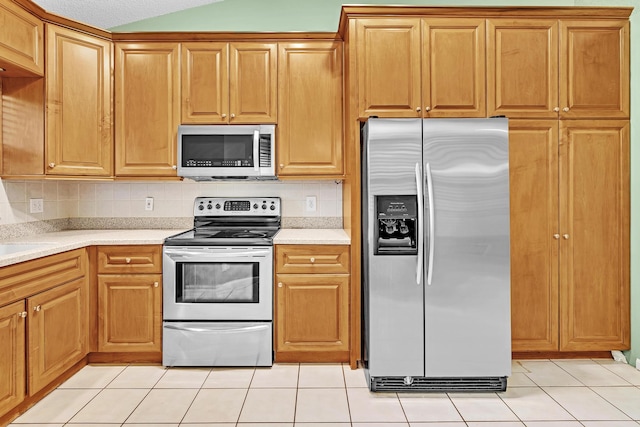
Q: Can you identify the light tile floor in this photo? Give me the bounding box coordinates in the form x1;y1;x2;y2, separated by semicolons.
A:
9;359;640;427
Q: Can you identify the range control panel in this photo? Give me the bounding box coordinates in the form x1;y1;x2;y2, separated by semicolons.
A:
193;197;280;216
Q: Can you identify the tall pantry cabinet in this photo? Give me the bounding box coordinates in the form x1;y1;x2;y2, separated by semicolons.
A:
488;17;631;353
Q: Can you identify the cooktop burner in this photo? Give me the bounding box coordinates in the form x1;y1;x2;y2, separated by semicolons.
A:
164;197;281;247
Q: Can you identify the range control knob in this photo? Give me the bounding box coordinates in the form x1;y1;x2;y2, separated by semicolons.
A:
215;203;221;209
207;204;213;210
253;203;259;209
198;204;204;211
270;204;276;210
262;204;267;210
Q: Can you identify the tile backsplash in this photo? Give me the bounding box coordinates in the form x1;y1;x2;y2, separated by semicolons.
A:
0;179;342;227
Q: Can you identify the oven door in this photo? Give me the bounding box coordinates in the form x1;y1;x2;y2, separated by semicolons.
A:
163;246;272;321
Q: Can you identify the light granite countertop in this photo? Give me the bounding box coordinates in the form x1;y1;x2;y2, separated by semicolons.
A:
273;229;350;245
0;228;351;267
0;229;186;268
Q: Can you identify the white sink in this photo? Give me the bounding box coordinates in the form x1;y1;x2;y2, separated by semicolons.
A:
0;244;53;256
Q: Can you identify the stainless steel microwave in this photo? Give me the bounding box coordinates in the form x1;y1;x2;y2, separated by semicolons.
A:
177;124;276;180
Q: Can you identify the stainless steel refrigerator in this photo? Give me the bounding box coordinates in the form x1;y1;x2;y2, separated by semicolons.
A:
361;118;511;392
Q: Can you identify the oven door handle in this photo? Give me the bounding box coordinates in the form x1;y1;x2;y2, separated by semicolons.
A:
164;323;270;333
164;249;271;259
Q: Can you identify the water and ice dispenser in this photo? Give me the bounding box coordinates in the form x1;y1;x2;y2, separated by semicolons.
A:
374;195;418;255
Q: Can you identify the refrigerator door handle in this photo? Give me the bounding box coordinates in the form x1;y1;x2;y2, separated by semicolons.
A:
426;162;435;285
415;163;424;285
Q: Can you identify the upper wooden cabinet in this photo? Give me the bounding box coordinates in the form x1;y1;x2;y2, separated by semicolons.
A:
277;41;343;178
355;17;485;119
181;42;277;124
115;42;180;177
488;19;629;119
46;24;113;177
0;0;43;76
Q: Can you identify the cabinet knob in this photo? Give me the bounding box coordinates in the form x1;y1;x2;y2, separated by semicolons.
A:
221;113;227;118
48;162;55;168
310;257;315;263
18;311;27;318
553;107;560;112
34;305;41;312
425;106;431;112
563;107;570;112
172;165;177;170
563;234;570;239
416;107;421;113
553;234;560;239
154;282;159;287
278;282;283;288
125;257;131;263
279;164;284;168
230;113;236;118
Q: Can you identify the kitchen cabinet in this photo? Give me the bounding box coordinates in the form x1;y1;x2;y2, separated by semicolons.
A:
355;17;485;119
28;276;88;394
181;42;277;124
0;0;43;76
274;245;350;362
46;24;113;177
0;300;26;416
0;249;88;402
509;120;630;353
277;41;343;178
488;19;629;119
96;245;162;353
115;42;180;177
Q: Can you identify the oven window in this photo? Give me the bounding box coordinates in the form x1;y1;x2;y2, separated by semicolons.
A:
176;262;259;303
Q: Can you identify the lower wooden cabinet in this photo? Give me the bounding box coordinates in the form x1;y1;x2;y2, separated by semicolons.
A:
0;248;88;420
96;245;163;353
27;277;88;394
0;300;26;415
274;245;350;362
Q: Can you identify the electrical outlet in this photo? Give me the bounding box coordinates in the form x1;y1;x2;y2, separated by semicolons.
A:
145;197;154;211
29;198;44;213
305;196;317;212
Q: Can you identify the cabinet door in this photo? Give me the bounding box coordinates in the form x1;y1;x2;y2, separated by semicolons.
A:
0;301;25;415
229;43;277;123
559;120;629;351
487;19;558;118
422;18;485;117
28;277;88;395
0;0;43;76
355;18;421;118
115;43;180;176
275;274;349;358
560;20;629;119
98;274;162;352
46;24;113;176
277;42;343;177
509;120;559;352
181;42;228;123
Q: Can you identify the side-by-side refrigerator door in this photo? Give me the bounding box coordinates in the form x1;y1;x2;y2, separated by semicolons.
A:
422;118;511;378
363;118;425;378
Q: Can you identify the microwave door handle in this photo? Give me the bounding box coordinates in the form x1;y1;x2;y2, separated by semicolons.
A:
253;130;260;172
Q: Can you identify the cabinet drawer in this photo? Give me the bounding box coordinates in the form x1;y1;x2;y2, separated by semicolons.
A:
97;245;162;274
275;245;349;274
0;249;87;306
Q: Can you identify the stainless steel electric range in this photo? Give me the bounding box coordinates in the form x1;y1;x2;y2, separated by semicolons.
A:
162;197;280;367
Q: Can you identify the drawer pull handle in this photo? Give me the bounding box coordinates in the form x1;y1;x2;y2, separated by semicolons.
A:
34;305;41;312
310;257;315;263
18;311;27;318
125;257;131;263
